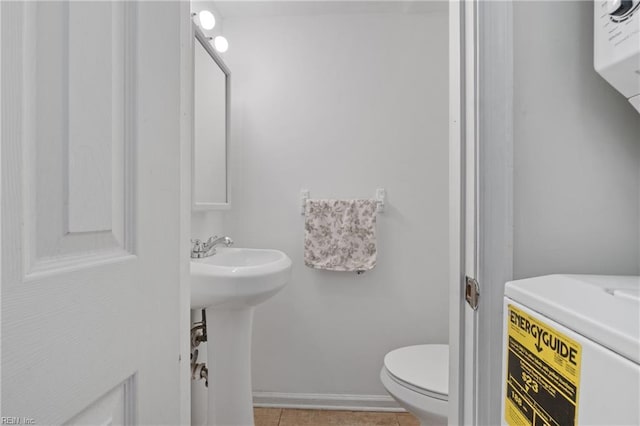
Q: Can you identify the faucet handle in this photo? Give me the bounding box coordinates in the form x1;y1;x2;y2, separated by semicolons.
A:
191;239;203;250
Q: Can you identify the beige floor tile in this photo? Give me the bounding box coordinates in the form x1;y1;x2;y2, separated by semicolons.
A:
279;409;399;426
396;412;420;426
254;407;282;426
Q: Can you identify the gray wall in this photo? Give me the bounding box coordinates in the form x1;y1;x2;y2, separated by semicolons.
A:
223;11;449;398
514;1;640;280
483;3;640;424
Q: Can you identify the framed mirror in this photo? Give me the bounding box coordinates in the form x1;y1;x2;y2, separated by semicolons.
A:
193;26;230;210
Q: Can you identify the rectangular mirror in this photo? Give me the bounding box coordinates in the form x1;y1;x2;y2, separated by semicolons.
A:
193;26;230;210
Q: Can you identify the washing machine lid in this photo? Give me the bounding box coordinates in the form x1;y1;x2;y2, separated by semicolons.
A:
505;275;640;364
383;344;448;398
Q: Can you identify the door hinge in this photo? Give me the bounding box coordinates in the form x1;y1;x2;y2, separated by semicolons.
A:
465;276;480;310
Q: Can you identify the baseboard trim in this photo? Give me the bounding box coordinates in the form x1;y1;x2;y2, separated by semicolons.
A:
252;392;404;412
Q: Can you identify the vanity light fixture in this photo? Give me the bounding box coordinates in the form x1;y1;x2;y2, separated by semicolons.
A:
198;10;216;30
213;36;229;53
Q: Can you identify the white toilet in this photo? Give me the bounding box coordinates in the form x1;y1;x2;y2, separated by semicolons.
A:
380;344;448;426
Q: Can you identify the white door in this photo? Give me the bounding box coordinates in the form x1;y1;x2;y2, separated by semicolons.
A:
1;1;187;424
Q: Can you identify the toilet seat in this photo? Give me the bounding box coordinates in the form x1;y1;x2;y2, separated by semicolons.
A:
385;369;447;401
383;344;448;401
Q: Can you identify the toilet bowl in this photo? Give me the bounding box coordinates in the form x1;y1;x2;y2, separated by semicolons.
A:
380;344;448;426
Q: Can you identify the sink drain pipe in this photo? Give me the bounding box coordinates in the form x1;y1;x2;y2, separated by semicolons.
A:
191;309;208;387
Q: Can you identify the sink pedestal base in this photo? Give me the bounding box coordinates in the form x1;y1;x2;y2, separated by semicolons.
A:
190;247;292;425
206;307;255;426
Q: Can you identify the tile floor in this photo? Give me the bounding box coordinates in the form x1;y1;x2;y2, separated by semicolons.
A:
254;408;419;426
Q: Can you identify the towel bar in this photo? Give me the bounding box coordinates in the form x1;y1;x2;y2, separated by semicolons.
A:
300;188;386;215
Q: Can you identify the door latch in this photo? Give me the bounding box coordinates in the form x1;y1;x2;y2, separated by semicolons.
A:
465;276;480;310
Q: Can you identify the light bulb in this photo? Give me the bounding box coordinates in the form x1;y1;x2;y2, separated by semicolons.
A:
214;36;228;53
198;10;216;30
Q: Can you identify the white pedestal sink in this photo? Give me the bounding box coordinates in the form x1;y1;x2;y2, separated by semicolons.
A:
190;248;292;426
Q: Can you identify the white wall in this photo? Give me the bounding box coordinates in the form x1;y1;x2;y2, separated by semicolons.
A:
513;1;640;280
477;3;640;424
221;11;449;398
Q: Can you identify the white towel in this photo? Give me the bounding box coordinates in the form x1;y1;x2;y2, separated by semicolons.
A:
304;199;377;272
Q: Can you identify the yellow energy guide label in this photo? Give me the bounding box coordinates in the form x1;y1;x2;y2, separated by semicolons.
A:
504;304;581;426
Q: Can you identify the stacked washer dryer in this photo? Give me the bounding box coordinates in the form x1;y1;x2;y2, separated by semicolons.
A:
594;0;640;113
501;275;640;425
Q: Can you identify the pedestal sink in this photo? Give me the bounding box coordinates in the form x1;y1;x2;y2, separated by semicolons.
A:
190;248;292;426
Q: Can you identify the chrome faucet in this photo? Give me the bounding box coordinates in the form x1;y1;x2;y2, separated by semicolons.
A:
191;236;234;258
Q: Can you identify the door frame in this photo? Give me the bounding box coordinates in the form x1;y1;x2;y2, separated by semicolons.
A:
0;1;3;414
449;1;514;424
447;0;469;424
179;3;194;425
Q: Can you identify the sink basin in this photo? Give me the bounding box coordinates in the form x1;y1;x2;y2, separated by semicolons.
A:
189;247;292;426
190;247;292;309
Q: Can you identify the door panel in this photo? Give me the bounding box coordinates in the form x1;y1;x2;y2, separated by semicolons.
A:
1;2;185;424
24;0;133;275
64;378;135;426
66;1;124;235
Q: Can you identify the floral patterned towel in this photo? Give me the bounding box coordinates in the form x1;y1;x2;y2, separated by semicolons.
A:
304;199;377;272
